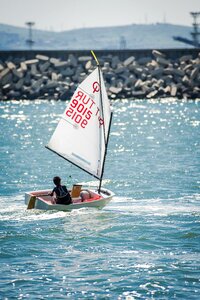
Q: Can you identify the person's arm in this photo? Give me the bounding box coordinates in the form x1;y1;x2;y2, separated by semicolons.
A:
48;188;55;196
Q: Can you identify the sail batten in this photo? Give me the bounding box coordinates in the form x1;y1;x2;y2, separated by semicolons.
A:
46;67;111;179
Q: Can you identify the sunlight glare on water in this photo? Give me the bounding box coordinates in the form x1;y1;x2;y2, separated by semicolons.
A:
0;99;200;299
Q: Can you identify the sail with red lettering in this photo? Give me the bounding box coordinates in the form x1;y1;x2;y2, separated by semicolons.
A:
46;67;112;179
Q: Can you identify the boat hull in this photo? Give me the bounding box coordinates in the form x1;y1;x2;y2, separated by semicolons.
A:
25;188;114;211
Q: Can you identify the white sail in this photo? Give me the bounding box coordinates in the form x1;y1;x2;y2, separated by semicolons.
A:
47;67;111;179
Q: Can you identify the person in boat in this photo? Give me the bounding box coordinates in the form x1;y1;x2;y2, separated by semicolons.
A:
49;176;72;205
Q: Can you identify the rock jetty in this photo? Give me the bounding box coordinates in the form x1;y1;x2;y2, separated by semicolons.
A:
0;50;200;100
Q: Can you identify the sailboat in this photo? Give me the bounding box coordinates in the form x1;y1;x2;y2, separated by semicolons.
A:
25;51;114;211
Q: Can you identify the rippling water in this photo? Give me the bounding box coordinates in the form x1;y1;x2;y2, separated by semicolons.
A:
0;99;200;299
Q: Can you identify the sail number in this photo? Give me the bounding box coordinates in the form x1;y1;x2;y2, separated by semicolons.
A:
66;99;92;128
65;90;104;128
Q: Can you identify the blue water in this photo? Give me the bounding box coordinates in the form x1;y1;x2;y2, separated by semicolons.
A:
0;99;200;299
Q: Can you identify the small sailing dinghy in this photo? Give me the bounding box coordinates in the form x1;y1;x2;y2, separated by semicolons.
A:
25;51;114;211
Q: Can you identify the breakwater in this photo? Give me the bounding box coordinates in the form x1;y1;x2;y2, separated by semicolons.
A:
0;49;200;100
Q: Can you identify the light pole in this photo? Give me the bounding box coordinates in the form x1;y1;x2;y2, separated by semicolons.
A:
190;12;200;47
26;22;35;49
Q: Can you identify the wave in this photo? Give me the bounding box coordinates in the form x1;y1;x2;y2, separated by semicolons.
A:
0;193;199;222
105;194;200;216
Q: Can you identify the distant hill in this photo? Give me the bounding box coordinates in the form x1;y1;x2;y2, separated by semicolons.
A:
0;22;193;50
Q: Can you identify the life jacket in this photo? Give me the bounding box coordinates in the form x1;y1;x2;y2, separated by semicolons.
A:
56;186;72;204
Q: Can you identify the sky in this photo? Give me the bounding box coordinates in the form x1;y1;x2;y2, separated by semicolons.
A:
0;0;199;31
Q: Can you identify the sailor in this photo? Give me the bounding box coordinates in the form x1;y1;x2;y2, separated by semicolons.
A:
49;176;72;205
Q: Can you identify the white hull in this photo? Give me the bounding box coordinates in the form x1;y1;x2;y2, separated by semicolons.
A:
25;188;114;211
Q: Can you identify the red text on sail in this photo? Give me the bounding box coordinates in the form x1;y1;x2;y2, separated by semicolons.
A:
65;89;104;128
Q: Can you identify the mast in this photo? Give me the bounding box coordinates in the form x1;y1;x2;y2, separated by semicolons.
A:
91;51;112;193
98;112;113;193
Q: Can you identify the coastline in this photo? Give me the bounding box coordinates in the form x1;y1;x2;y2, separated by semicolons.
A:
0;49;200;100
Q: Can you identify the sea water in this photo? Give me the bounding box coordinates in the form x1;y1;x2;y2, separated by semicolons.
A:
0;99;199;299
